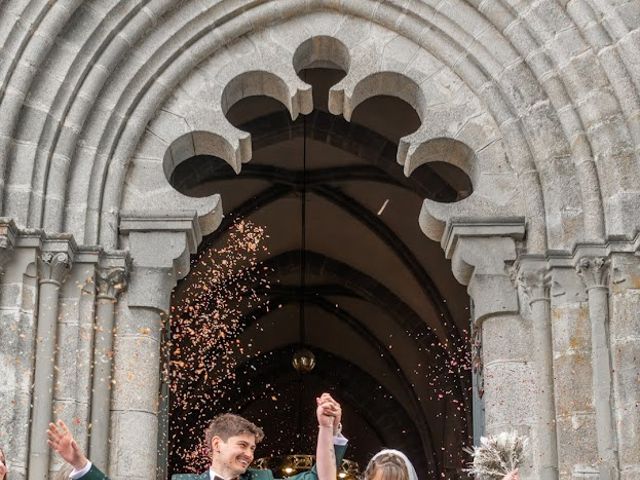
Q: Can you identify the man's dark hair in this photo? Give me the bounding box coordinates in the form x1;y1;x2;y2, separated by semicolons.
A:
205;413;265;448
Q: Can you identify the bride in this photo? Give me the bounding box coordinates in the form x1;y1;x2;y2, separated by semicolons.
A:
359;449;518;480
315;397;519;480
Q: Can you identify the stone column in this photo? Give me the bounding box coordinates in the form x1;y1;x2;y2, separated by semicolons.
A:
517;266;559;480
89;254;129;471
1;227;41;480
50;248;101;477
549;265;598;478
0;219;18;459
441;220;537;478
608;253;640;480
108;215;198;480
576;257;619;480
29;245;74;480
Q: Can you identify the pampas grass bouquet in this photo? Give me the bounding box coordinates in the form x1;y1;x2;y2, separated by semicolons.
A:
464;432;527;480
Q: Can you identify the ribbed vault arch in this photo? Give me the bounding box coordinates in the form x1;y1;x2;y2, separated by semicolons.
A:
170;109;466;202
197;180;459;343
168;84;475;473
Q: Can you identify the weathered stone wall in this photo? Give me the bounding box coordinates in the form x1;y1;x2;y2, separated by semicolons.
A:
609;253;640;480
549;266;596;479
0;225;38;480
0;1;639;480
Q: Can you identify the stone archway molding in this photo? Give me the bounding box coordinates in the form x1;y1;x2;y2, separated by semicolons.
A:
1;2;639;480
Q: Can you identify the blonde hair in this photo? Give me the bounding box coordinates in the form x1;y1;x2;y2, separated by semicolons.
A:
364;453;409;480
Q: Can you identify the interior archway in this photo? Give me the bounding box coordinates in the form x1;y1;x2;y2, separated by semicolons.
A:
166;67;474;479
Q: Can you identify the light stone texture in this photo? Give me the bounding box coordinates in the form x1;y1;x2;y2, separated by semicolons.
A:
0;2;638;480
609;254;640;478
90;257;128;472
29;247;74;480
0;245;39;480
549;268;599;478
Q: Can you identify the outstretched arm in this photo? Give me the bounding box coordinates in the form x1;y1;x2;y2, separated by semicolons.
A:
47;420;89;471
315;395;339;480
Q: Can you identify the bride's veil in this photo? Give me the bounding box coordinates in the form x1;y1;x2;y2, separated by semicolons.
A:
371;449;419;480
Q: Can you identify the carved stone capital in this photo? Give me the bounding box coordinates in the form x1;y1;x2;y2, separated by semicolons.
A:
119;213;201;310
38;251;72;285
96;267;128;299
517;268;551;306
95;250;131;299
0;235;15;274
440;219;525;323
0;219;18;274
576;256;609;290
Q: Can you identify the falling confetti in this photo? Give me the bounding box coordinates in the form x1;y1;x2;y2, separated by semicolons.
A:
377;199;389;216
164;218;274;473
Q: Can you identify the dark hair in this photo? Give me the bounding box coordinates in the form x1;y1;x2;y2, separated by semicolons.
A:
364;453;409;480
204;414;264;449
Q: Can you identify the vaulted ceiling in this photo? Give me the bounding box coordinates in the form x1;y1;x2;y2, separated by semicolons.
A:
169;68;473;479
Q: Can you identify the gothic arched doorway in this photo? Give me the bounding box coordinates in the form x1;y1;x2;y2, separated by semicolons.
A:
165;63;475;480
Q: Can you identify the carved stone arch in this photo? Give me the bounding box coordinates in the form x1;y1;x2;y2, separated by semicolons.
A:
163;131;243;177
292;35;351;73
403;138;476;183
1;2;639;480
330;71;426;122
0;1;635;248
220;70;312;121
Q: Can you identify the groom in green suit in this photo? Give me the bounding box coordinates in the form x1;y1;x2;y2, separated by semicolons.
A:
47;393;346;480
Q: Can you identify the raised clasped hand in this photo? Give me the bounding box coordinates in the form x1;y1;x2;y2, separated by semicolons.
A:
316;393;341;432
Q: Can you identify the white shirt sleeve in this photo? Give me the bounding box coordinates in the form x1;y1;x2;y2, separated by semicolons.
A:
333;433;348;446
69;461;92;480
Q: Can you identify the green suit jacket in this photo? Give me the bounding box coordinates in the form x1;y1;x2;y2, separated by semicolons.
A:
77;443;347;480
77;465;108;480
172;443;348;480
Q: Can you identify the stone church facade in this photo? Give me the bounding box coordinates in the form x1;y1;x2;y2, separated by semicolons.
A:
0;1;639;480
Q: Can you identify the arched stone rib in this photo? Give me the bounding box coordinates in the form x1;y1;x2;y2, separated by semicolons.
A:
57;1;528;246
198;183;459;349
1;0;637;254
233;290;445;446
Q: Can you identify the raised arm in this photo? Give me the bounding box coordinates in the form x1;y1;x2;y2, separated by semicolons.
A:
46;420;89;471
315;394;339;480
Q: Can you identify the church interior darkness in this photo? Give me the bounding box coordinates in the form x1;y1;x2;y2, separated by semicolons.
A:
167;65;475;480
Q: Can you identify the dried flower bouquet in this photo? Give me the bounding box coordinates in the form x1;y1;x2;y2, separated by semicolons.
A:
464;432;527;479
